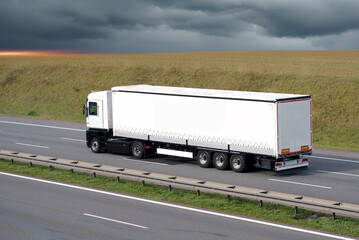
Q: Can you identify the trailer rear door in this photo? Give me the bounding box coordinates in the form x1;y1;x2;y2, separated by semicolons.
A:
277;98;312;156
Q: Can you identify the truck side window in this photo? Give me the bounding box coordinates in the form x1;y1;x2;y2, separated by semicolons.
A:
89;102;97;116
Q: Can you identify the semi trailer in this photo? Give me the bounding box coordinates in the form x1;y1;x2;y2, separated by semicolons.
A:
84;85;311;172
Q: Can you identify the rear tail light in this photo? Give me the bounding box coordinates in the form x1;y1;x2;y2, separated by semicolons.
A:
302;158;308;163
145;145;153;149
275;162;283;167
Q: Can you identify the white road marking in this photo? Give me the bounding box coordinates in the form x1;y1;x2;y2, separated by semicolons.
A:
317;170;359;178
84;213;148;229
0;120;84;132
15;142;49;149
310;156;359;164
0;172;354;240
268;179;332;189
123;158;168;166
60;137;85;142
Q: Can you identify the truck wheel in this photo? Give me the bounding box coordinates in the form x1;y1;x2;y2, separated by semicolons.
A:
131;141;145;159
230;154;246;172
197;150;212;168
213;152;228;170
90;137;101;153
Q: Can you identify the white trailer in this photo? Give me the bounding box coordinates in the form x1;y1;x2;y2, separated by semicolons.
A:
84;85;311;172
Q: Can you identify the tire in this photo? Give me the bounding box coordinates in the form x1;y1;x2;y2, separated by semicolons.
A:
229;154;246;172
131;141;145;159
197;150;212;168
213;152;228;170
90;137;101;153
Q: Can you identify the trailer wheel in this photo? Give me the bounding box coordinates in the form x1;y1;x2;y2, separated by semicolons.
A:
197;150;212;168
131;141;145;159
230;154;246;172
90;137;101;153
213;152;228;170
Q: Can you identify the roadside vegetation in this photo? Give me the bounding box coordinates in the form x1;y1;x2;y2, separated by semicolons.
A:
0;50;358;151
1;158;358;238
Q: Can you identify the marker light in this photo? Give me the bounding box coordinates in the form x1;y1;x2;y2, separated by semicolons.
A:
281;148;290;154
301;145;309;151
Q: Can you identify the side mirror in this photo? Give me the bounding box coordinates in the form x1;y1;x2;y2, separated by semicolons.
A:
83;104;88;117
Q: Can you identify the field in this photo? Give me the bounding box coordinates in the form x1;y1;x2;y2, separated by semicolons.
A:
0;50;358;151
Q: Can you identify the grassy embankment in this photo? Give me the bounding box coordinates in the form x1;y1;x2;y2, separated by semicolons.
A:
0;50;358;151
1;158;358;238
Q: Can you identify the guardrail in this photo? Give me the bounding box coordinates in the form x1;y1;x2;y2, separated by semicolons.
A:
1;149;359;219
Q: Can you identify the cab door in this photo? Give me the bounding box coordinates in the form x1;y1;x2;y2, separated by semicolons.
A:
87;100;104;129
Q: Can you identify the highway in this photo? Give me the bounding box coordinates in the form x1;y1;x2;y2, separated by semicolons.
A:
0;171;354;240
1;116;359;205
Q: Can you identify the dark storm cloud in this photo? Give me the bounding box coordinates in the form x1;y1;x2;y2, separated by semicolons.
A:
1;0;358;52
242;1;359;37
149;0;359;37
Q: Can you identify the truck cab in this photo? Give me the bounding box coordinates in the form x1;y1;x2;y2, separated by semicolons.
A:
83;90;113;152
84;90;113;130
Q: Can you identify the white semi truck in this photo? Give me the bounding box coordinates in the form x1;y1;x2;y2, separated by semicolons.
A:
84;85;311;172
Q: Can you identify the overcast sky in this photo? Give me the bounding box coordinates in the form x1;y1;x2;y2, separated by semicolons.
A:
1;0;359;53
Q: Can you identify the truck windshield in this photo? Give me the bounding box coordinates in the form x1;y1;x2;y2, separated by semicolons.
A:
89;102;97;116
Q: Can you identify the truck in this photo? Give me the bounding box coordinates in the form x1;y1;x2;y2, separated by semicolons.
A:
84;85;311;172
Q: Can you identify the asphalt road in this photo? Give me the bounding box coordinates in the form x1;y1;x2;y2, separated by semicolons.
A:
0;171;354;240
1;116;359;205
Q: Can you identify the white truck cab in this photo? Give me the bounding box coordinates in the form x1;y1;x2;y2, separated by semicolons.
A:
84;90;113;130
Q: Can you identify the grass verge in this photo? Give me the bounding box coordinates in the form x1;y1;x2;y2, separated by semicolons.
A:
1;158;358;237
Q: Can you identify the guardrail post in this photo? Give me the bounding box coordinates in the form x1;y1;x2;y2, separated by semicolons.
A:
117;176;120;182
169;185;172;191
260;200;263;208
11;159;14;165
332;212;336;221
142;180;145;186
227;195;231;202
295;206;298;215
70;169;74;174
93;172;96;178
197;190;200;196
29;162;32;167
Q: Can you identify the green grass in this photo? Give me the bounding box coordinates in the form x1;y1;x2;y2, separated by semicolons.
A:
0;50;358;151
1;158;358;238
